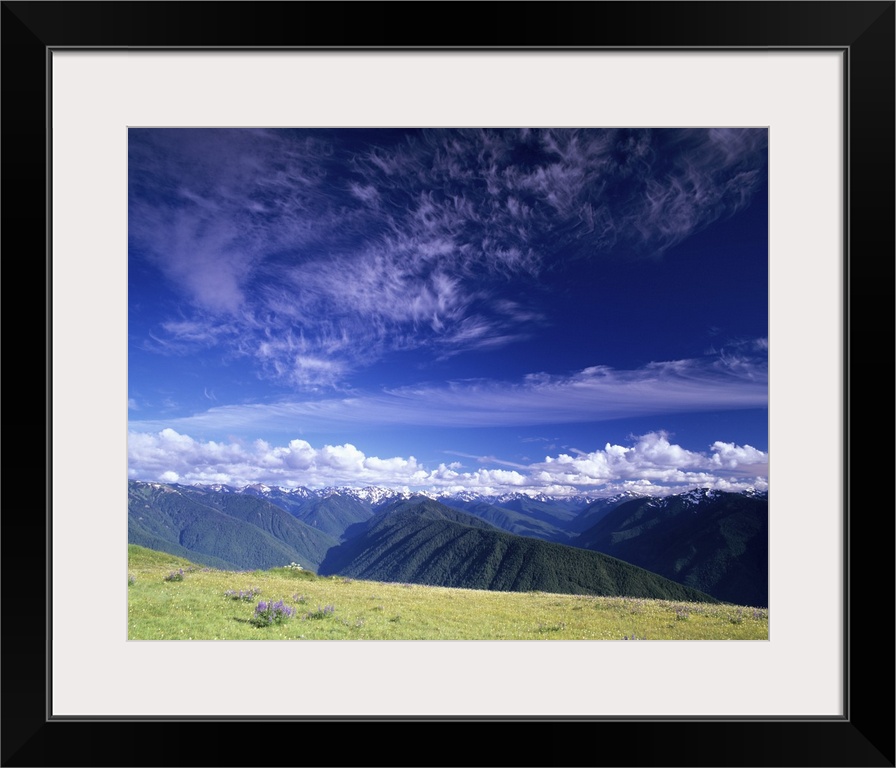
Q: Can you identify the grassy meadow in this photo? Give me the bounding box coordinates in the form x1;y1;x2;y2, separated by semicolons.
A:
127;544;768;641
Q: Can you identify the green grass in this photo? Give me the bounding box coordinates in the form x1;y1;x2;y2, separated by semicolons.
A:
127;544;768;641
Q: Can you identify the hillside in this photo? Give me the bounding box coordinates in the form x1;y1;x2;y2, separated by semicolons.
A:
438;498;574;542
573;489;768;606
127;544;767;641
128;481;338;571
317;498;719;602
286;494;375;539
129;481;766;604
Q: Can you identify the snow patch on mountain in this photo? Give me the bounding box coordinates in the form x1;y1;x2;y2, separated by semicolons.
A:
183;481;759;509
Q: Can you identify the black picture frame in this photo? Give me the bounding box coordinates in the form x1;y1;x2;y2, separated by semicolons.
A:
3;2;892;766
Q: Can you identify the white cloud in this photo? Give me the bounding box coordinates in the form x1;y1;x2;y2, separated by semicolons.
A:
128;429;767;496
131;128;767;392
709;440;768;471
129;349;767;436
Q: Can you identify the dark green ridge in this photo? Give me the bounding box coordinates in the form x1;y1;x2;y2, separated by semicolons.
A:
319;497;719;602
574;490;768;607
128;481;338;571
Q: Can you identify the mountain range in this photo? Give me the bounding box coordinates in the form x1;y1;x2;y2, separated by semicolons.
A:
573;488;769;607
317;497;716;602
128;480;768;605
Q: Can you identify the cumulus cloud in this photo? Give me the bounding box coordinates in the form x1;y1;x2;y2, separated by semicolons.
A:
128;429;767;496
533;431;759;489
129;429;428;489
709;440;768;472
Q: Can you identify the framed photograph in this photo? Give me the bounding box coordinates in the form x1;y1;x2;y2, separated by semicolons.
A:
6;1;892;765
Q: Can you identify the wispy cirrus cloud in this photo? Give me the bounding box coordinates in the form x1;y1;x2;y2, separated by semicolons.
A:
128;343;767;437
128;428;767;496
130;128;767;391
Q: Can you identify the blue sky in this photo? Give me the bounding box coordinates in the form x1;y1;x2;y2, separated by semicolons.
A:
128;128;768;496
